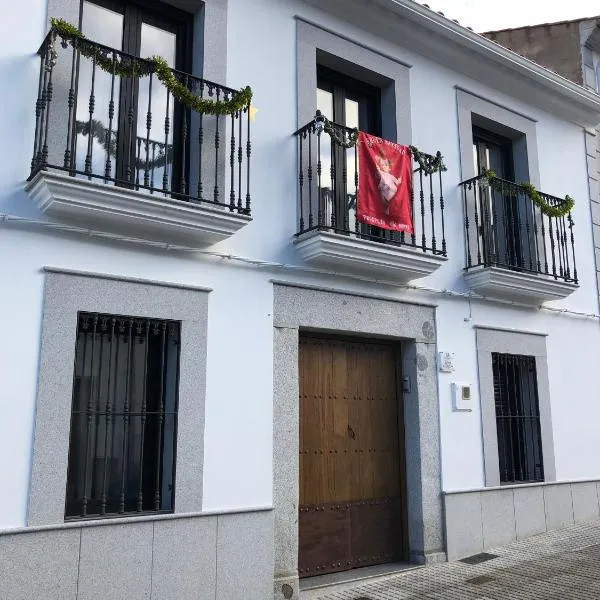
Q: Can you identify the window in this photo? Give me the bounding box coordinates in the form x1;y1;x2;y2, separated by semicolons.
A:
472;128;537;272
492;353;544;484
75;0;192;190
65;312;181;519
316;67;386;238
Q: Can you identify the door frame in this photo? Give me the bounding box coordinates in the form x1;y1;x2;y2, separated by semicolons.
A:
298;333;409;575
273;283;445;600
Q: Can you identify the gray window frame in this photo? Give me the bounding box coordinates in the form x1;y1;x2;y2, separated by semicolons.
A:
28;269;210;526
475;326;556;487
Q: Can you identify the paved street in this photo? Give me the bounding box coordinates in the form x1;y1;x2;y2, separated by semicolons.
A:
304;519;600;599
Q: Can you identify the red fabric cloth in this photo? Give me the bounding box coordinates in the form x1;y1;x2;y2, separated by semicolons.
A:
357;131;413;233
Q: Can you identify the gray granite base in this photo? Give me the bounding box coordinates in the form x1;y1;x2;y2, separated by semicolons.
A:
0;509;273;600
444;480;600;560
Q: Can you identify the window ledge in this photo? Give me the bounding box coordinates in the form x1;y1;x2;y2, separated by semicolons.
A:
294;230;447;284
25;171;252;248
464;266;578;304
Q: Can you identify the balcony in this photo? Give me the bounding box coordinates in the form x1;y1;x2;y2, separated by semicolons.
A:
293;116;448;284
25;29;252;247
460;175;578;304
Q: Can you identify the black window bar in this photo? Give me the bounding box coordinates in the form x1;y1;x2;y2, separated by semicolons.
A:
492;353;544;485
65;312;181;519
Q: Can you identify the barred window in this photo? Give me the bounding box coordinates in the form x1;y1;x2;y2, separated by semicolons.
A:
492;353;544;484
65;312;181;519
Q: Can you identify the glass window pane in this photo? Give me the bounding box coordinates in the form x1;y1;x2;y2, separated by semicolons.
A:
317;88;333;121
75;3;124;180
345;99;359;130
136;23;177;191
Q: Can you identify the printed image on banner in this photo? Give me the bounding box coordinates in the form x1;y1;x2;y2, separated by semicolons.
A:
357;131;413;233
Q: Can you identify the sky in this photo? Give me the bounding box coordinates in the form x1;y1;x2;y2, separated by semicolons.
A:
419;0;599;32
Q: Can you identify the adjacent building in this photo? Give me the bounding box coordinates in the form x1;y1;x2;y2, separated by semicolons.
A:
1;1;600;599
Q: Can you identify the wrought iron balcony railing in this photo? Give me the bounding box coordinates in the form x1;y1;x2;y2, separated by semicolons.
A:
30;31;251;215
460;175;577;284
294;118;447;256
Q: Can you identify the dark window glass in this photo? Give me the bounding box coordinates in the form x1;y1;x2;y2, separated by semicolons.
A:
316;67;384;238
492;353;544;484
75;0;192;190
65;312;181;519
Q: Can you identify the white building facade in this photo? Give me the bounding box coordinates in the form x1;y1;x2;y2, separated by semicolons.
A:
1;1;600;599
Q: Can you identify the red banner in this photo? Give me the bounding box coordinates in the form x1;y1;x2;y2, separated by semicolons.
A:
357;131;413;233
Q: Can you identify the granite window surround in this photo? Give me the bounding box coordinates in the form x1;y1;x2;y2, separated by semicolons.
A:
475;326;556;488
28;268;209;527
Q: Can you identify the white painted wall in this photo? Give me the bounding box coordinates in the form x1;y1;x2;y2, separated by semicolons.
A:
1;0;600;529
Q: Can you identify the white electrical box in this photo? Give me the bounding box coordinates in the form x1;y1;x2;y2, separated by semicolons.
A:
452;382;473;412
438;352;455;373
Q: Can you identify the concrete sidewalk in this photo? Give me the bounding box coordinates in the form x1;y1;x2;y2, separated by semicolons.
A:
301;519;600;599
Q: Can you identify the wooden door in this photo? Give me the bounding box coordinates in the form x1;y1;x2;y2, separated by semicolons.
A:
298;336;407;578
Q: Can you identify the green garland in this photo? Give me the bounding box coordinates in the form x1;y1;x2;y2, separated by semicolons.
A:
318;115;446;173
321;117;359;148
409;146;447;175
49;18;252;116
482;169;574;218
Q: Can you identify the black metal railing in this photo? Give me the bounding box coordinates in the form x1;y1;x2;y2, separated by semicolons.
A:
30;31;251;215
460;175;577;284
294;117;447;255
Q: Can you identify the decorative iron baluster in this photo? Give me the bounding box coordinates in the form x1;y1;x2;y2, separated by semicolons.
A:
429;172;436;253
568;212;578;283
410;172;416;247
40;37;55;169
548;216;557;279
342;145;348;232
559;214;569;280
463;184;472;268
524;193;533;271
125;59;136;184
541;210;549;274
473;181;482;265
197;81;204;200
299;133;304;232
104;52;117;181
490;186;498;264
500;186;510;266
150;142;157;189
354;143;359;235
246;102;252;214
230;108;236;211
317;127;323;227
137;320;150;512
84;58;97;177
64;45;78;170
214;88;221;203
330;136;336;228
81;314;99;517
307;129;313;229
439;169;446;256
180;75;188;195
100;317;116;516
144;73;153;189
31;42;47;172
118;318;131;514
514;188;525;270
135;138;142;188
154;322;168;511
419;169;426;251
163;91;171;194
533;210;541;273
553;212;564;279
238;109;243;212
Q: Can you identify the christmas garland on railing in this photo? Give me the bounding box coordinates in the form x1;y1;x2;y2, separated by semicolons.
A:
481;168;574;218
317;114;446;173
48;18;252;116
